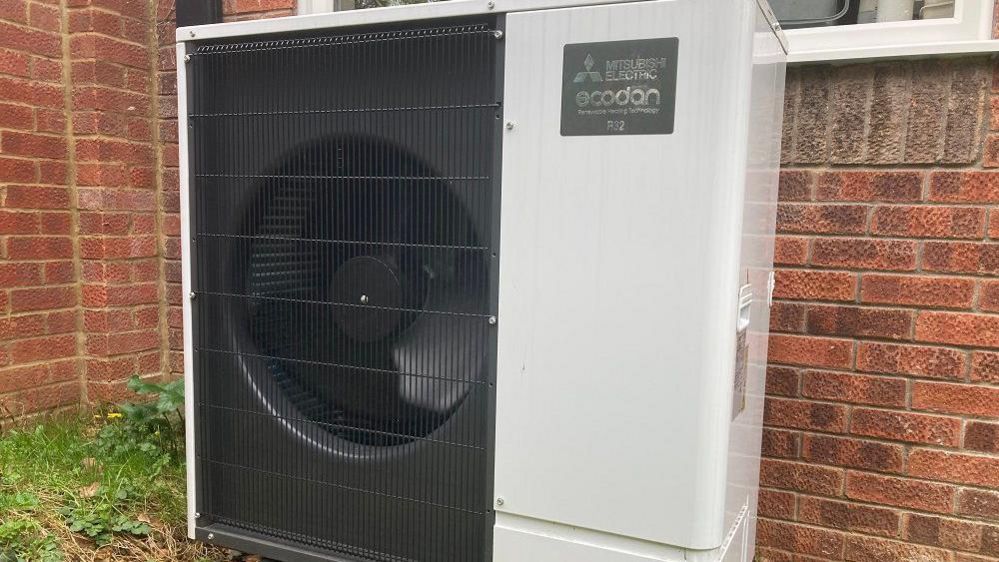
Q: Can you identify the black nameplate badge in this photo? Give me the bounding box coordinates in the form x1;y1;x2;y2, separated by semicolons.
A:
561;38;679;136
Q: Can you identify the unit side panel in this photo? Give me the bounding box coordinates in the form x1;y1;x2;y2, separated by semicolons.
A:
728;6;787;561
495;0;759;552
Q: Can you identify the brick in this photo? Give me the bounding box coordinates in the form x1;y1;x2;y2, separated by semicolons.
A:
944;61;989;164
773;270;856;302
830;65;872;163
872;205;985;238
5;186;70;209
799;496;899;537
0;48;29;77
6;236;72;260
759;489;796;519
868;65;909;162
846;471;955;514
905;60;949;164
0;131;66;159
801;371;906;407
909;449;999;488
971;351;999;383
805;305;912;340
774;236;808;266
802;433;904;472
764;398;848;433
0;102;34;130
812;238;917;271
39;212;70;235
0;263;41;288
757;519;844;559
981;279;999;312
965;421;999;454
0;1;27;24
857;342;965;379
844;535;952;562
766;366;799;397
9;334;76;363
913;381;999;417
985;135;999;167
923;241;999;275
43;261;73;284
770;302;805;333
915;311;999;348
861;274;975;309
10;286;75;313
755;547;792;562
0;75;62;108
851;408;961;446
769;335;853;369
36;161;66;185
762;428;800;459
777;204;867;235
0;21;60;58
991;209;999;239
958;489;999;522
816;172;925;203
0;364;50;394
7;382;79;414
930;172;999;203
0;211;40;235
0;156;35;182
903;513;984;552
791;67;831;164
80;236;157;259
779;170;812;201
761;459;843;496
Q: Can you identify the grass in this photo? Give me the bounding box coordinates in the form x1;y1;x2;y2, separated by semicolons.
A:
0;410;227;562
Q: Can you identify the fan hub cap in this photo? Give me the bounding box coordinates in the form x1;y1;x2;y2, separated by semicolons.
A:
332;255;403;342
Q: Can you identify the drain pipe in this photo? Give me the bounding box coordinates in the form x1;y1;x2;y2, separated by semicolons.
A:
176;0;222;27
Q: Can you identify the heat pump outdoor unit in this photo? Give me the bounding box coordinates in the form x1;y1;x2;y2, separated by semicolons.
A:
177;0;787;560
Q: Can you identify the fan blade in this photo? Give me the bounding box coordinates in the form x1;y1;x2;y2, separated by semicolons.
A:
391;295;484;415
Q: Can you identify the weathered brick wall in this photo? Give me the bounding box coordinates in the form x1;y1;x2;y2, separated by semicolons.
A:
0;1;79;417
0;0;294;418
758;59;999;561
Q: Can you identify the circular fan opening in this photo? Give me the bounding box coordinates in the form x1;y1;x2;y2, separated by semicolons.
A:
234;136;488;448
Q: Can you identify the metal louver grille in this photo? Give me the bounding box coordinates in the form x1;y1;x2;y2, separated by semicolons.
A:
187;19;502;562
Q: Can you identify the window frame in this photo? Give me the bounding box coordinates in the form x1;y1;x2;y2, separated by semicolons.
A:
784;0;999;62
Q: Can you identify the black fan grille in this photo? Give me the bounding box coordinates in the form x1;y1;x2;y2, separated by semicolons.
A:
188;19;501;562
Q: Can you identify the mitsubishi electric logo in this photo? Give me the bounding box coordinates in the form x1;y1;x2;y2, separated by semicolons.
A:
573;54;604;83
561;38;679;136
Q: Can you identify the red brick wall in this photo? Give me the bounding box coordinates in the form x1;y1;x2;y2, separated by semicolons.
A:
758;59;999;561
0;1;294;418
0;1;79;417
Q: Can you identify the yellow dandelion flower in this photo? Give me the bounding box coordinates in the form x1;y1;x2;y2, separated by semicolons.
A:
106;412;123;420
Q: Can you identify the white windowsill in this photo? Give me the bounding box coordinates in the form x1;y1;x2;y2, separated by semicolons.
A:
787;37;999;63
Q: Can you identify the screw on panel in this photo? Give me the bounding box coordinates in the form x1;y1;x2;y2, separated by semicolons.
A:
487;1;495;8
495;497;505;506
207;533;214;540
189;30;196;38
488;316;497;325
360;294;370;304
194;512;201;519
493;30;504;40
189;292;196;300
505;122;514;130
184;54;191;63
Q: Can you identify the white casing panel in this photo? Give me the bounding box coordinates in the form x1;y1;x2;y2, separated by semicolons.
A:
177;0;785;560
494;0;784;559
